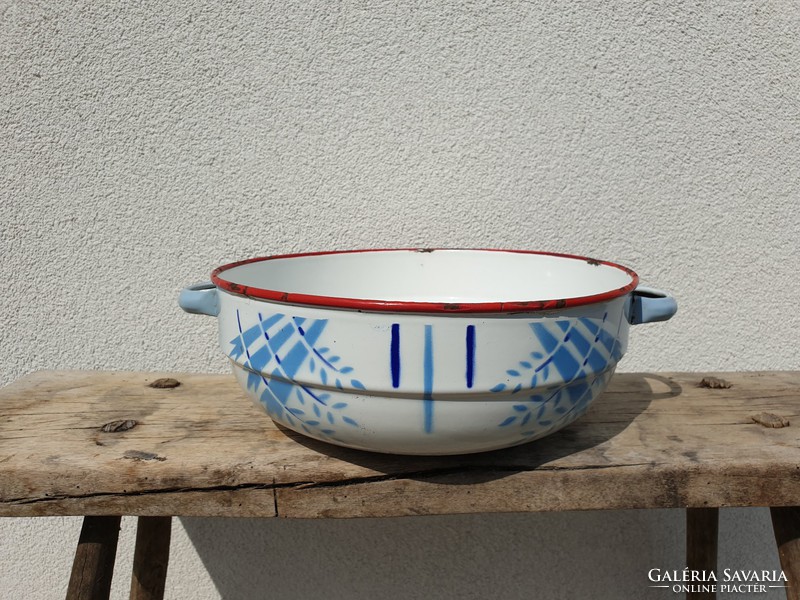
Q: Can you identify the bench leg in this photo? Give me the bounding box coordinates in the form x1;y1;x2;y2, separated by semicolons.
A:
129;516;172;600
771;507;800;600
66;516;122;600
686;507;718;600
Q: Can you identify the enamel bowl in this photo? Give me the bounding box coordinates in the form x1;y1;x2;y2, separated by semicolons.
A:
179;249;676;455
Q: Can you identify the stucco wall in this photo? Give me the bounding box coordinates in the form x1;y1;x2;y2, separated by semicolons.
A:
2;1;799;598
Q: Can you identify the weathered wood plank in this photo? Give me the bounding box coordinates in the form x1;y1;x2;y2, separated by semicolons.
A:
129;516;172;600
686;508;718;600
771;507;800;600
0;371;799;518
65;516;121;600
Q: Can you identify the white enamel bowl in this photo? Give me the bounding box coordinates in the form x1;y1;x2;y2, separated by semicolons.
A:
179;249;676;455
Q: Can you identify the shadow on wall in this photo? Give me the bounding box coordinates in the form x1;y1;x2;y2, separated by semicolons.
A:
180;374;685;600
181;506;784;600
180;510;685;600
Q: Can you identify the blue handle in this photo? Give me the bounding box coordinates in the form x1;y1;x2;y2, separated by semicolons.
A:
178;282;220;317
629;286;677;325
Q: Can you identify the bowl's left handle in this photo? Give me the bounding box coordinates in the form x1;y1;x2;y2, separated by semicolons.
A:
630;286;677;325
178;281;220;317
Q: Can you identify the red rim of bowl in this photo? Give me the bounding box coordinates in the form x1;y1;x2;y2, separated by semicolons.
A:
210;248;640;314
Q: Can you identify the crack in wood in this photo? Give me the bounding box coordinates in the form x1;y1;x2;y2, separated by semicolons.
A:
6;482;279;505
3;462;657;507
283;462;658;491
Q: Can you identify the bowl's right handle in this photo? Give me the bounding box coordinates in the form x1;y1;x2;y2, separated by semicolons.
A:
629;286;677;325
178;281;220;317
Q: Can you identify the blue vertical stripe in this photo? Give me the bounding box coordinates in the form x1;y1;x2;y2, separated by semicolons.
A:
465;325;476;388
390;323;401;388
423;325;434;433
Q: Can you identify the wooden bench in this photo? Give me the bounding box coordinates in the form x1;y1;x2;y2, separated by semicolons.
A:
1;370;799;600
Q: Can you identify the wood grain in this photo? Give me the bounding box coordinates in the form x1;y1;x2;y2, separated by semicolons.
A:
771;507;800;600
129;516;171;600
686;508;718;600
1;370;799;518
65;516;121;600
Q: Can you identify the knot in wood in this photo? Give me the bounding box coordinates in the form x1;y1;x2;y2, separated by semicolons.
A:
750;412;790;428
148;378;181;389
100;419;137;433
699;377;733;389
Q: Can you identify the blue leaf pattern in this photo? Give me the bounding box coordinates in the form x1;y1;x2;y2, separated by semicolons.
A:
232;310;623;445
229;309;363;442
492;314;623;437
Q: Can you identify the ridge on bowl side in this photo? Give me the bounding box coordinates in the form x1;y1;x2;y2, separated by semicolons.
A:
220;293;627;455
179;249;677;455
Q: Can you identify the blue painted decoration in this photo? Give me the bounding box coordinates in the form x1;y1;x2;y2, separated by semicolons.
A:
423;324;434;434
465;325;476;388
229;310;360;440
491;314;624;438
390;323;401;388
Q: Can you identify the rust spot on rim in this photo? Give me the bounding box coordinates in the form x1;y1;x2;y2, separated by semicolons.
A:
210;249;641;314
228;282;248;295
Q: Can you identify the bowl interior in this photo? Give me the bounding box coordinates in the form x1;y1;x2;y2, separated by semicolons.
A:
216;249;635;304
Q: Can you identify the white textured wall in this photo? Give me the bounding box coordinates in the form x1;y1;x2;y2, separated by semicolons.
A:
2;1;799;598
